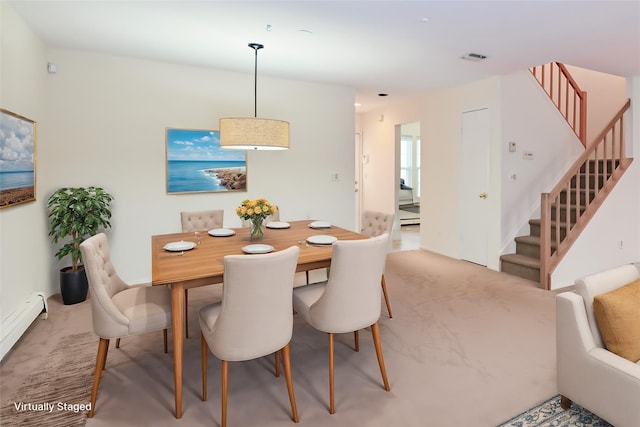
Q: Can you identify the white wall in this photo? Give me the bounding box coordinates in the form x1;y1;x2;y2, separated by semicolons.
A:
0;3;49;327
359;78;503;269
564;64;627;143
419;78;503;269
500;71;584;253
40;50;355;285
357;97;421;240
1;2;356;328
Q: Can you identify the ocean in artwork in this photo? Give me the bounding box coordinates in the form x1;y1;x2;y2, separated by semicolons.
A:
167;160;246;193
0;171;34;191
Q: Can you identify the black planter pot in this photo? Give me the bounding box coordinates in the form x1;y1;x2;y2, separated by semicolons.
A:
60;266;88;305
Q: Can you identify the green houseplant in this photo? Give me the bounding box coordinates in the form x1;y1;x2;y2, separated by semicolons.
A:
47;186;113;304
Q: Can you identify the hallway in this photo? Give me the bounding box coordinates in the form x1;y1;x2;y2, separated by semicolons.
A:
392;224;420;252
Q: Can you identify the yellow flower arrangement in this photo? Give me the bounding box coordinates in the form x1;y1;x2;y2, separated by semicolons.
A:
237;198;278;240
236;198;278;222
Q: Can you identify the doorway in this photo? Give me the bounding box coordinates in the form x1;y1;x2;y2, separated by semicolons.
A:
397;122;421;227
460;108;490;266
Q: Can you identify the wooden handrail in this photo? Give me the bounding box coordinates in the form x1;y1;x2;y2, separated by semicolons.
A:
530;62;587;146
539;99;632;289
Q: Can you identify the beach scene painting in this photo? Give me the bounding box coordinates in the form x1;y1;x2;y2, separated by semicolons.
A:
0;109;36;208
166;128;246;194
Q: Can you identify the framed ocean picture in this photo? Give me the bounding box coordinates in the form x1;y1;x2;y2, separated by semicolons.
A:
0;109;36;208
166;128;247;194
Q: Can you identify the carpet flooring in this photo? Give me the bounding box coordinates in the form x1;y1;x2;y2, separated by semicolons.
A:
1;250;566;426
1;332;95;426
498;394;612;427
399;204;420;214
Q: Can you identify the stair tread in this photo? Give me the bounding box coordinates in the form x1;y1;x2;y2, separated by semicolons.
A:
514;235;557;247
500;253;540;269
551;202;587;210
529;218;570;228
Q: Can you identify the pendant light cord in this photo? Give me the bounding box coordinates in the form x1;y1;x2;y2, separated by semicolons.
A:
249;43;264;118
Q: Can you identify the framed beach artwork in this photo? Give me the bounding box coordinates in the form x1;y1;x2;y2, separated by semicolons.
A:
166;128;247;194
0;109;37;209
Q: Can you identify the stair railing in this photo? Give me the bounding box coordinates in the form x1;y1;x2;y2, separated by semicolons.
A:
530;62;587;146
539;99;632;289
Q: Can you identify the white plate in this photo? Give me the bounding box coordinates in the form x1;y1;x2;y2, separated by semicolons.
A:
208;228;236;237
306;235;338;245
164;241;196;252
242;244;274;254
309;221;331;229
266;221;290;229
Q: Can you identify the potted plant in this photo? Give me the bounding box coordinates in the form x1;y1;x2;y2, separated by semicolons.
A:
47;186;114;304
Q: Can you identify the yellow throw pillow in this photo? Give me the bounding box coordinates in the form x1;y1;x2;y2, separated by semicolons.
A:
593;279;640;363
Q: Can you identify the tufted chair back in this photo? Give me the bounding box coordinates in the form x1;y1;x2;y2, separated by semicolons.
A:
80;233;130;338
180;209;224;232
80;232;172;418
361;210;394;237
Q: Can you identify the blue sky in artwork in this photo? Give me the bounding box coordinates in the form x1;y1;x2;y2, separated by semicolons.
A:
0;112;35;172
166;129;244;162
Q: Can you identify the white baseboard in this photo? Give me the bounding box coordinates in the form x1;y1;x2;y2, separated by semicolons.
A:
1;292;48;362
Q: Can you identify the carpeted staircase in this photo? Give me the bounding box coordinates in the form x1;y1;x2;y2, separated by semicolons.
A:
500;159;615;283
500;63;632;288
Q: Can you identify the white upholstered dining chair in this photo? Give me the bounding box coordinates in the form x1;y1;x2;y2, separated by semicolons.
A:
180;209;224;338
80;233;172;418
361;210;394;318
199;245;300;427
292;233;391;414
180;209;224;232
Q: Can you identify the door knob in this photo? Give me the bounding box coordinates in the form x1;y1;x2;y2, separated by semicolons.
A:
479;193;487;199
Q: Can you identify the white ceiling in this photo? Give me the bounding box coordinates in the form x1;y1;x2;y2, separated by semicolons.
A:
9;0;640;112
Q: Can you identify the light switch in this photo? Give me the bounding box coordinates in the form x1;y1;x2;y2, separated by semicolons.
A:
508;141;516;152
330;172;339;181
523;151;534;159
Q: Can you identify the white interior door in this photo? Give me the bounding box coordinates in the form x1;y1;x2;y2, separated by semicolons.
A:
460;108;490;266
354;132;363;230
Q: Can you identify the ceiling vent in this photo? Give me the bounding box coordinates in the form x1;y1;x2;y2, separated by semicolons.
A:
462;53;487;62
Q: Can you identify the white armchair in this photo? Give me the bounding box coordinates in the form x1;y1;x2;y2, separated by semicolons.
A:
556;263;640;427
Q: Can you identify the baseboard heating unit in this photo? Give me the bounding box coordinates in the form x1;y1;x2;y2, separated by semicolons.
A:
1;292;48;362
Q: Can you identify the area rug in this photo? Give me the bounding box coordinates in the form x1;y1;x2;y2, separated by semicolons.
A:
498;394;612;427
1;332;95;427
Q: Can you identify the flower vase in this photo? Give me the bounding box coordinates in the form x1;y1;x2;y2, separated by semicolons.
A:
250;218;265;241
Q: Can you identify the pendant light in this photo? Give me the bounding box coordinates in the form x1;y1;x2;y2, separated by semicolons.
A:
219;43;289;150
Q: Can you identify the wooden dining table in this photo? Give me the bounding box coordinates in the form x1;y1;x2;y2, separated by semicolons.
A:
151;219;366;418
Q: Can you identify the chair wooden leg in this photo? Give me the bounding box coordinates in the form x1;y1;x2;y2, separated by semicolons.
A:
221;360;229;427
163;329;168;353
201;333;208;401
115;338;120;348
370;322;390;391
353;331;359;352
560;395;572;410
328;333;335;414
88;338;109;418
185;289;189;338
275;350;281;377
381;275;393;318
282;343;299;423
